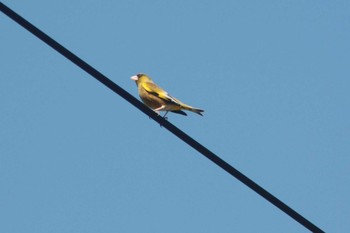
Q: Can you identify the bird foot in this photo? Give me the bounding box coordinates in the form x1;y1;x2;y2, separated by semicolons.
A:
162;111;169;120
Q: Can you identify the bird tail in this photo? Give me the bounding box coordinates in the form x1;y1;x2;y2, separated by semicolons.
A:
181;104;204;116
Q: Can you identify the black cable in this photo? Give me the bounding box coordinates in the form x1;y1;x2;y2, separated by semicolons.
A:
0;3;324;233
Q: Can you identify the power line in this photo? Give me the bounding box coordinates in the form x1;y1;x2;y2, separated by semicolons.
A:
0;3;324;233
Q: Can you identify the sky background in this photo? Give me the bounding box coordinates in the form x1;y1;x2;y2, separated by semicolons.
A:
1;1;349;232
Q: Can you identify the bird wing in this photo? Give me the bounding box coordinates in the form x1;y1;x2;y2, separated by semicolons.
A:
171;110;187;116
141;82;180;106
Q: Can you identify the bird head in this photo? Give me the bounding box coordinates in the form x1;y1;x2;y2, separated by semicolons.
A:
130;73;153;85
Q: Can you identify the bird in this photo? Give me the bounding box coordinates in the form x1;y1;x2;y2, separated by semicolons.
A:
131;73;204;118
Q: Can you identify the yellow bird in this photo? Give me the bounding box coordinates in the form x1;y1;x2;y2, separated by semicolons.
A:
131;73;204;117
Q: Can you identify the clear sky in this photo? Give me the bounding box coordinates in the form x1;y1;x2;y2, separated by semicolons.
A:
1;1;349;232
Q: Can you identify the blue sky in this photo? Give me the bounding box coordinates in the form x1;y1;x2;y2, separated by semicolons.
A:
1;1;349;232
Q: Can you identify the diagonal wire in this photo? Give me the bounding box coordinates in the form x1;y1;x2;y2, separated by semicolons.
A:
0;3;324;233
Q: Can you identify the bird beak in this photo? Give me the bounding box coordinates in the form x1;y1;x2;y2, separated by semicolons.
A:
130;75;138;81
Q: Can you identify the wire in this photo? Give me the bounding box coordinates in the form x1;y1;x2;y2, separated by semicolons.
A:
0;3;324;233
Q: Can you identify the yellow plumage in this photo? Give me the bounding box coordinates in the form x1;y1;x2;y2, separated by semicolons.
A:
131;73;204;117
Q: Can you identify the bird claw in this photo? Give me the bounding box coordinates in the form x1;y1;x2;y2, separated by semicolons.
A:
160;115;168;127
162;111;169;120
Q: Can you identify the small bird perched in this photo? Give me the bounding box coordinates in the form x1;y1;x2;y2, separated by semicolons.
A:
131;73;204;118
